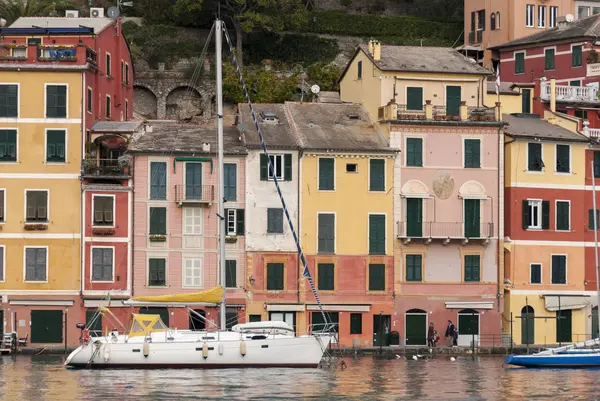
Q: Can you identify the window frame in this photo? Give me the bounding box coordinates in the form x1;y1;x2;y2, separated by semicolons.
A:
405;86;424;111
526;4;534;27
405;254;423;282
572;44;583;67
357;60;362;80
368;213;386;255
105;94;112;119
225;259;237;288
0;83;19;118
530;263;542;284
405;136;424;167
183;207;203;235
148;160;168;200
555;200;570;232
0;245;5;282
268;154;284;180
368;263;386;292
549;6;558;27
184;162;203;201
551;254;567;285
105;51;112;77
24;189;49;223
515;51;526;74
182;257;202;288
148;206;167;235
87;86;92;114
44;128;67;163
44;83;68;119
223;162;237;201
148;257;167;287
90;246;115;283
92;194;116;228
266;262;285;291
23;246;48;283
318;157;335;191
0;188;5;224
0;128;18;163
544;47;556;70
526;199;542;229
267;208;284;234
317;212;336;254
227;209;237;236
555;144;571;174
346;163;358;173
317;262;335;291
537;5;546;28
463;254;481;283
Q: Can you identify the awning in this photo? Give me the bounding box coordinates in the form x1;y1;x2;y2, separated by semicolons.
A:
544;296;590;311
9;300;74;306
306;304;371;312
445;301;494;310
84;300;130;308
266;304;305;312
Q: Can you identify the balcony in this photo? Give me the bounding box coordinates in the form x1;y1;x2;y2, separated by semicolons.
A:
467;30;483;44
175;185;214;206
541;82;598;103
396;221;493;244
82;158;131;179
379;101;499;123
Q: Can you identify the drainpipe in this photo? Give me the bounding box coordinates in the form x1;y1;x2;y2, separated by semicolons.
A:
497;123;502;314
130;157;135;297
80;72;85;305
297;147;302;305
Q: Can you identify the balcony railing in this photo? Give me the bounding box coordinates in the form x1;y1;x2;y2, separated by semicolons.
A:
541;82;598;102
397;105;427;120
397;221;494;240
588;128;600;142
381;101;501;123
175;184;214;206
476;30;483;43
468;31;475;44
82;158;131;179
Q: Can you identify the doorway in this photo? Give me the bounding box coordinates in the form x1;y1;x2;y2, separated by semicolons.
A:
522;89;531;113
521;306;535;345
593;306;599;340
373;314;391;346
405;309;427;345
556;309;572;343
406;198;423;237
86;310;103;337
140;307;170;327
0;310;3;339
269;312;296;333
457;309;480;346
31;310;63;343
189;309;206;331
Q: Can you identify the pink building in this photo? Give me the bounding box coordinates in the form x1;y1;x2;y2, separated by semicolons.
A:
129;123;247;330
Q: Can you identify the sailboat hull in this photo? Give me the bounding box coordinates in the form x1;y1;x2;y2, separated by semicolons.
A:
505;353;600;368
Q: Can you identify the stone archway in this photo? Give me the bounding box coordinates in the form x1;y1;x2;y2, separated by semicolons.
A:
133;85;158;119
165;86;205;121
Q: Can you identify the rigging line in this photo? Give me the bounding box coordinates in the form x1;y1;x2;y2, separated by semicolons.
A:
220;23;330;328
183;22;215;103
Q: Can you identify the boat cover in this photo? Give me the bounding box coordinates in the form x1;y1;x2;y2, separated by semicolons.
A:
232;321;294;332
544;296;589;311
128;314;168;337
131;286;223;304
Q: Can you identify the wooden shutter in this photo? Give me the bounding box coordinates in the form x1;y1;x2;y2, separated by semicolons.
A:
369;159;385;191
92;249;103;280
0;84;18;118
25;248;35;281
573;45;582;66
46;130;65;162
0;190;3;221
318;214;335;253
150;162;166;200
406;138;422;167
224;164;237;201
318;263;334;290
464;139;480;168
350;313;362;334
522;200;530;229
594;152;600;178
556;145;570;173
226;260;237;288
406;255;422;281
35;248;46;281
186;163;202;200
236;209;245;236
369;264;385;291
406;87;423;111
590;209;599;230
284;154;292;181
556;201;569;230
318;158;334;190
552;255;566;284
150;207;166;235
369;215;386;255
541;200;550;229
545;49;555;70
515;53;524;74
260;154;268;181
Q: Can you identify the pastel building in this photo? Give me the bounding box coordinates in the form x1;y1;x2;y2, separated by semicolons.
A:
130;123;247;329
0;13;132;346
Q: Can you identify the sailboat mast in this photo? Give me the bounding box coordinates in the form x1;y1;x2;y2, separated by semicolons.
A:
216;18;227;331
592;160;600;339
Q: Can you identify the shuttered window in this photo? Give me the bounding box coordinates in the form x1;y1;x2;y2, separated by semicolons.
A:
527;143;544;171
318;213;335;254
572;45;583;67
26;191;48;222
464;255;481;282
530;263;542;284
150;162;167;200
266;263;284;290
185;163;202;200
0;129;17;162
92;248;113;282
369;159;385;191
149;258;166;286
545;48;555;70
589;209;599;230
226;260;237;288
594;152;600;178
318;158;334;190
406;87;423;111
0;246;4;282
369;214;386;255
0;84;18;117
515;52;525;74
46;130;66;162
551;255;567;284
556;144;570;173
93;196;114;226
183;258;202;287
0;190;4;223
357;60;362;79
267;208;284;233
46;85;67;118
318;263;334;291
350;313;362;334
368;264;385;291
464;139;481;168
405;254;422;282
260;154;292;181
406;138;422;167
149;207;166;235
25;248;47;282
224;163;237;201
225;209;245;235
556;201;570;231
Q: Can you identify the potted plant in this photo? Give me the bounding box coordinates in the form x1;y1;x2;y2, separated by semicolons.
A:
149;234;167;242
118;154;131;175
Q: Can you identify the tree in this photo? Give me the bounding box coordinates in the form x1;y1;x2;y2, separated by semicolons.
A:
0;0;76;25
222;62;298;103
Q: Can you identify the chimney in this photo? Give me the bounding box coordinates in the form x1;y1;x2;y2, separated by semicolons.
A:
556;16;571;30
369;39;381;61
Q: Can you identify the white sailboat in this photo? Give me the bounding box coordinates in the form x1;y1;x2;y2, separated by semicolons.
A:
65;19;333;369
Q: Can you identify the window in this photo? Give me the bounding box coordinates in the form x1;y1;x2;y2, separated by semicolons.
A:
369;159;385;191
125;99;129;121
46;129;65;163
406;87;423;111
579;6;590;19
589;209;599;230
224;163;237;201
551;255;566;284
357;60;362;79
91;248;113;282
368;263;385;291
369;214;386;255
471;11;476;32
26;191;48;222
149;258;166;286
225;208;244;236
550;6;558;27
406;138;423;167
150;162;167;200
464;255;480;282
149;207;166;235
477;9;485;30
515;52;525;74
25;247;47;282
93;196;114;226
464;139;481;168
0;190;4;223
318;263;334;291
184;207;202;235
318;158;335;190
575;110;587;120
537;5;546;27
105;95;111;119
523;199;549;230
46;84;67;118
249;314;261;322
350;313;362;334
346;163;357;173
526;4;534;27
496;11;501;29
185;162;202;200
106;53;111;76
267;208;284;234
556;201;570;231
595;151;600;178
527;143;544;171
318;213;335;254
0;84;18;117
183;258;202;287
226;260;237;288
120;60;124;82
545;48;555;70
0;246;3;282
570;80;581;87
125;63;130;85
405;254;422;282
87;87;92;113
530;264;542;284
573;45;583;67
266;262;284;290
260;153;291;181
556;144;570;173
11;48;25;58
0;129;17;162
491;13;496;30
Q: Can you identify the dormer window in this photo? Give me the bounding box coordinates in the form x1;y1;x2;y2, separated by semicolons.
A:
347;114;360;120
260;111;279;124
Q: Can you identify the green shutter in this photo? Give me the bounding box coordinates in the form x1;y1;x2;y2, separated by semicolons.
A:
0;84;18;118
446;86;461;116
573;45;582;67
150;207;166;235
406;254;422;282
224;163;237;201
545;48;555;70
318;214;335;254
515;52;525;74
464;139;480;168
369;264;386;291
46;85;67;118
556;201;570;231
267;263;284;290
226;260;237;288
406;87;423;111
46;130;66;162
260;154;268;181
522;200;530;229
464;255;480;282
530;264;541;284
556;144;570;173
0;129;17;162
357;60;362;79
150;162;167;200
369;214;386;255
350;313;362;334
464;199;481;238
284;153;292;181
590;209;599;230
528;143;543;171
317;263;334;291
541;200;550;230
236;209;245;235
594;152;600;178
406;198;423;237
149;259;166;286
552;255;566;284
267;208;283;233
369;159;385;191
406;138;423;167
318;158;334;190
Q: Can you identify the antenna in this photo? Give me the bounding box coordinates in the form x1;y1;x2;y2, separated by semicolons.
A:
107;7;120;19
566;13;574;22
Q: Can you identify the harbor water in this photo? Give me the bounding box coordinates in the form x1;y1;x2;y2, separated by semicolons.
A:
1;354;600;400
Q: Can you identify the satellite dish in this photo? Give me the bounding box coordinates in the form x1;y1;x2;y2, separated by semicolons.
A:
107;6;120;19
311;85;320;94
566;13;574;22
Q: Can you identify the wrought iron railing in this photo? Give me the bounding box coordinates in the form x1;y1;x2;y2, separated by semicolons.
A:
397;221;494;239
82;158;131;178
174;184;215;203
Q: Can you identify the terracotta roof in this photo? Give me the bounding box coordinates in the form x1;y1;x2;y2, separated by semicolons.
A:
487;82;520;95
285;102;396;153
237;103;299;149
503;114;589;142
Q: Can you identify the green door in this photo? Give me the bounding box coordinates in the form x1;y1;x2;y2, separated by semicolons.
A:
556;309;572;343
522;89;531;113
458;310;479;336
140;307;170;327
86;310;103;337
405;312;427;345
521;306;535;345
446;86;462;116
464;199;480;238
593;307;599;340
31;310;63;343
406;198;423;237
373;314;391;346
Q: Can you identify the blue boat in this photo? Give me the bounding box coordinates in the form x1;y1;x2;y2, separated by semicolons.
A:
505;339;600;368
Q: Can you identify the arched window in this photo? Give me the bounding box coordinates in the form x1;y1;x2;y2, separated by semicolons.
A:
521;305;534;344
497;12;501;29
491;13;496;30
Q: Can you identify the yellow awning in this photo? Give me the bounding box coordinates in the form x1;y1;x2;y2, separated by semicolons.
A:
131;286;223;304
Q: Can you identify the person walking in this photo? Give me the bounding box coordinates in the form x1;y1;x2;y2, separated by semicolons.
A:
427;322;437;348
445;320;458;347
